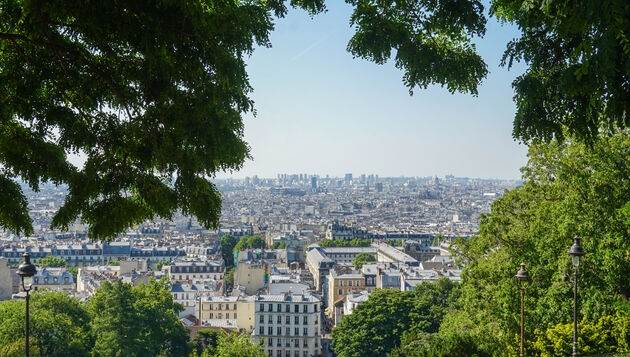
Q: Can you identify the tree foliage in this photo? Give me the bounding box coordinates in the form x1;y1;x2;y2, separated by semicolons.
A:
492;0;630;143
205;332;266;357
191;329;223;357
331;278;460;357
0;0;324;239
35;255;66;267
319;238;371;247
352;252;376;269
220;234;239;268
87;278;189;357
233;235;266;253
444;130;630;353
522;311;630;357
389;330;491;357
0;291;93;356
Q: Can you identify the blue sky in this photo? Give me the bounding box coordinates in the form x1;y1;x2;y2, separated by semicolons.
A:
218;1;529;180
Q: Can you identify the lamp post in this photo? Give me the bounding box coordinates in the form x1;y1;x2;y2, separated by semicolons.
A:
567;236;585;357
515;263;531;357
17;253;37;357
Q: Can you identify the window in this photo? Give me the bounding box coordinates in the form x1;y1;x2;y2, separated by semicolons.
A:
303;305;308;313
234;313;237;318
226;313;230;319
294;305;299;313
277;315;281;324
259;326;264;334
277;303;282;311
338;289;342;295
303;339;308;347
285;305;290;312
303;328;307;336
286;327;290;335
209;313;213;319
277;351;282;357
314;305;318;312
294;316;299;324
294;339;299;347
268;326;273;335
295;328;299;336
286;316;291;324
268;315;273;323
268;338;273;346
348;281;352;287
234;304;237;309
277;338;281;346
277;327;281;335
269;303;273;312
303;316;307;325
260;315;265;323
260;304;265;312
218;304;222;310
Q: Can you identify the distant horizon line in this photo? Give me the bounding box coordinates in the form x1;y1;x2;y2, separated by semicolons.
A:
213;173;523;181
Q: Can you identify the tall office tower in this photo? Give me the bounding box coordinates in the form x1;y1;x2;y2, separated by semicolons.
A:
344;173;353;185
311;176;317;189
375;182;383;192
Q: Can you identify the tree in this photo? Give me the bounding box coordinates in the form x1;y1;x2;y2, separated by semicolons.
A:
35;255;66;267
233;235;266;253
191;329;223;357
331;279;460;357
220;235;239;268
225;267;235;286
390;331;491;357
444;130;630;353
431;234;444;246
155;260;171;271
0;0;325;239
319;239;371;247
208;333;266;357
87;278;189;356
524;311;630;357
0;291;93;356
492;0;630;143
271;241;287;249
352;252;376;269
106;260;120;266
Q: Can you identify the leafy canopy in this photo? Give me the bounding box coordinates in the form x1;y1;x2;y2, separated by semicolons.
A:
352;252;376;269
0;291;93;356
331;278;460;357
439;129;630;353
35;255;66;267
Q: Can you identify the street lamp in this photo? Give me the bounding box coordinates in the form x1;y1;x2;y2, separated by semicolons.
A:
567;236;585;357
17;253;37;357
515;263;531;357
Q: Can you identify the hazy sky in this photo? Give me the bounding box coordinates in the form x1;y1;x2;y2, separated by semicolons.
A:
217;1;529;180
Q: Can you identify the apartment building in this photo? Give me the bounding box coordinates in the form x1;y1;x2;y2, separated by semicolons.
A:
250;294;322;357
167;259;225;282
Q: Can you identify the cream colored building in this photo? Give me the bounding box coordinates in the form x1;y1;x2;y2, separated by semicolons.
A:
234;262;266;295
327;267;365;322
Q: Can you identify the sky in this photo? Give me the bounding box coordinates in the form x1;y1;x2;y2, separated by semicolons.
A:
216;2;530;180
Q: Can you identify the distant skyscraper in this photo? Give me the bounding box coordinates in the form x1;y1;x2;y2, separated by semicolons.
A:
375;182;383;192
311;176;317;189
344;173;353;185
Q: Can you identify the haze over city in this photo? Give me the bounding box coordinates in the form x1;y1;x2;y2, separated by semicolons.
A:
217;1;529;180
